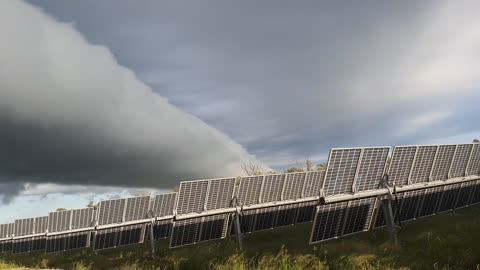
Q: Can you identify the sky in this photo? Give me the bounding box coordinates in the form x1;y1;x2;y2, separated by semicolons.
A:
1;0;480;223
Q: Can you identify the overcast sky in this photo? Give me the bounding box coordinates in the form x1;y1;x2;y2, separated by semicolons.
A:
1;0;480;222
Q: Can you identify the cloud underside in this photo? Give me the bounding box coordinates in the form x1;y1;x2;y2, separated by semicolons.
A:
0;0;268;201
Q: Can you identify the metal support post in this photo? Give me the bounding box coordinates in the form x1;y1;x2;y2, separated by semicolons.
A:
382;198;398;245
234;212;243;250
149;220;156;258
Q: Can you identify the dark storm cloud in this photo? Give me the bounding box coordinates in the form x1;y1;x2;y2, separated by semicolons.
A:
0;0;267;199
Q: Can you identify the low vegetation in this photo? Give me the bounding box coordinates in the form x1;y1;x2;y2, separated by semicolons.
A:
1;206;480;270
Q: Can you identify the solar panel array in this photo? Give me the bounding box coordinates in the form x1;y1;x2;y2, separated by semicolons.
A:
1;143;480;255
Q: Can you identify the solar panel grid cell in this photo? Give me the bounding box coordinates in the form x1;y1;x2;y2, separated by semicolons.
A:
430;145;456;181
0;223;13;239
455;181;476;208
303;171;325;198
48;211;71;233
150;220;172;240
437;184;461;213
198;214;230;242
342;198;376;235
118;224;145;247
65;231;91;251
71;208;95;229
152;193;177;217
275;204;298;227
418;186;444;218
409;146;437;184
471;180;480;205
450;144;474;178
14;218;35;237
323;148;362;196
310;201;348;243
354;147;390;192
46;234;66;253
237;176;263;206
295;201;317;224
0;241;12;253
260;174;286;203
177;180;209;215
35;216;48;234
170;217;202;248
282;173;306;200
398;190;425;222
388;146;417;186
94;228;119;250
98;199;126;225
253;206;278;231
206;178;236;210
124;196;150;222
467;144;480;176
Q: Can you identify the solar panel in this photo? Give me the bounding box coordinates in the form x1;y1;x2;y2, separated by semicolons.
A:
71;208;95;230
430;145;456;181
12;236;46;254
237;176;263;206
310;201;348;243
354;147;390;192
176;180;209;215
455;181;476;208
65;231;91;251
388;146;417;186
0;223;13;239
151;192;177;217
93;227;120;251
170;217;202;248
253;206;278;231
342;198;376;236
0;241;12;253
124;196;151;222
437;184;461;213
471;180;480;205
303;171;325;198
31;236;46;252
117;224;145;247
260;174;286;203
295;201;317;224
149;220;172;240
14;218;35;237
323;148;362;196
46;234;66;253
417;186;443;218
398;189;425;222
275;204;298;227
282;172;306;200
205;178;236;210
198;214;230;242
48;210;72;233
466;144;480;176
374;193;404;228
12;238;31;254
231;209;257;235
450;144;474;178
170;213;230;248
53;232;90;252
409;146;437;184
97;198;127;225
34;216;48;234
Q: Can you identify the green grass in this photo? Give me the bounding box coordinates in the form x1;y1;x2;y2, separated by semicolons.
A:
2;205;480;270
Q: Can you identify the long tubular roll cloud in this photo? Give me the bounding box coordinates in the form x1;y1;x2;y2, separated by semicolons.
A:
0;0;266;197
